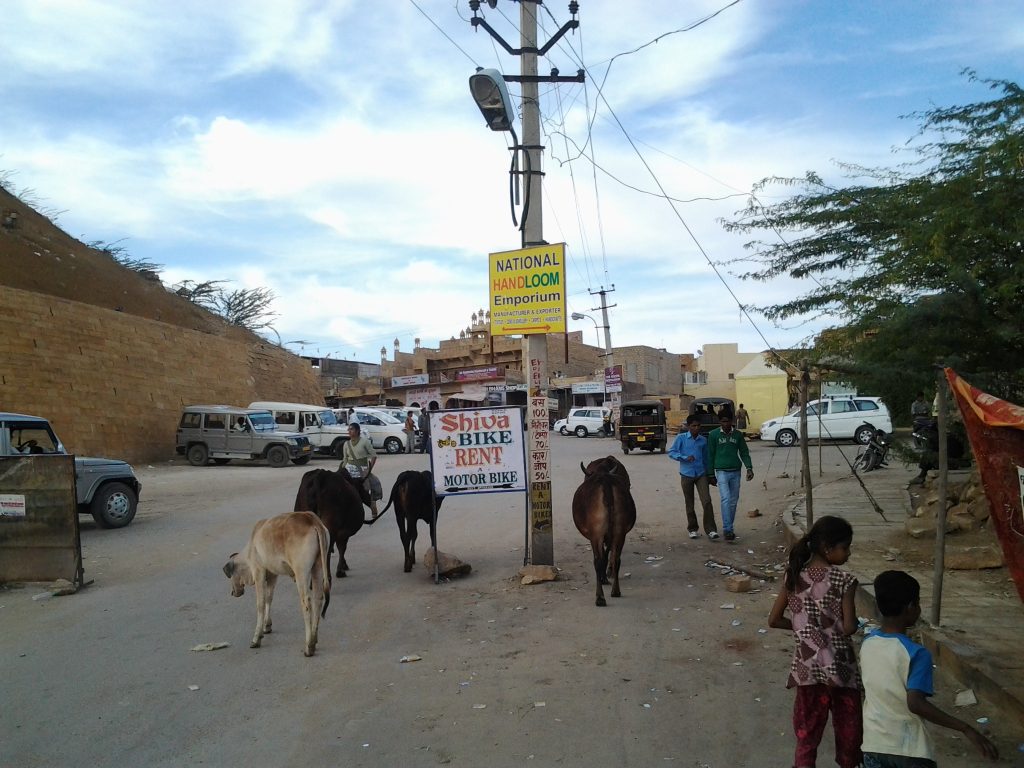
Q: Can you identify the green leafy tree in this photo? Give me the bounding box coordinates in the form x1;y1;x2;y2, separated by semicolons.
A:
723;73;1024;409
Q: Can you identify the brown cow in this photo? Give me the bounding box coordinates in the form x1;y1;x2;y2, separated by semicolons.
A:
572;456;637;606
378;470;444;572
294;467;375;578
223;511;331;657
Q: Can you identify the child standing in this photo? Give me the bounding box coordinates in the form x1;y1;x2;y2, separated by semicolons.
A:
769;515;862;768
861;570;998;767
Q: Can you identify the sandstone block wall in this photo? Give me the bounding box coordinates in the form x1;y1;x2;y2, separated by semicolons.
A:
0;285;323;463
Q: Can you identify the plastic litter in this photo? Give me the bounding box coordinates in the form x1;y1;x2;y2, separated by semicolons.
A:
190;642;230;652
954;689;977;707
720;603;736;609
977;716;989;725
400;654;422;663
472;704;487;709
187;685;200;691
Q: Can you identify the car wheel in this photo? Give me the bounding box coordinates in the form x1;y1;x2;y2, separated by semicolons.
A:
292;455;312;465
187;444;209;466
776;429;797;448
575;426;589;438
559;426;568;435
267;445;289;467
331;438;347;458
622;443;631;455
384;436;403;454
213;458;231;465
90;482;137;529
855;425;874;445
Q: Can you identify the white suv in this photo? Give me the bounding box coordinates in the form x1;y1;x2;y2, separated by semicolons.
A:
566;407;611;438
760;396;892;447
350;407;411;454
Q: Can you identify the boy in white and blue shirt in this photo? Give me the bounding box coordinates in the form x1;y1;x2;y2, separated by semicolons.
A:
860;571;997;767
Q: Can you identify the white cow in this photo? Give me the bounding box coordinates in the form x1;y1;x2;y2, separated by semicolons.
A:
223;511;331;657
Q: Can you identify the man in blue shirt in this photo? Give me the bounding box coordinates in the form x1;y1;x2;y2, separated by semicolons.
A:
668;415;719;539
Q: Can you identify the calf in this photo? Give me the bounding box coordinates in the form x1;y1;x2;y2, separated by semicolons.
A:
378;470;444;572
294;467;374;578
572;456;637;606
223;511;331;657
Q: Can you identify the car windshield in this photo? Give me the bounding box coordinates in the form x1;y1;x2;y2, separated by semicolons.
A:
368;411;401;424
320;410;338;426
249;411;277;431
8;423;61;454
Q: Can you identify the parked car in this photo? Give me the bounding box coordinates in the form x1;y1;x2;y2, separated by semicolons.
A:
0;412;141;528
688;397;735;435
248;401;348;457
566;407;611;438
349;407;412;454
175;405;312;467
759;396;893;447
619;400;667;454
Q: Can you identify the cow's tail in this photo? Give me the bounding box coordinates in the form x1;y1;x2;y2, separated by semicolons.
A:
600;476;617;556
365;482;398;525
316;523;331;618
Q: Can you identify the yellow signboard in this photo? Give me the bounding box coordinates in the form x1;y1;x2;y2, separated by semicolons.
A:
488;243;567;336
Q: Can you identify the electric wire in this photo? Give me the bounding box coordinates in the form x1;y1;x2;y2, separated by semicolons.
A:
408;0;480;67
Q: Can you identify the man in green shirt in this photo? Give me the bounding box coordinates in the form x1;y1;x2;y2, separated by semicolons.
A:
707;412;754;541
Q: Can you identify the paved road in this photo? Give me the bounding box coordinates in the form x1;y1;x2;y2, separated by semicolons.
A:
0;435;994;767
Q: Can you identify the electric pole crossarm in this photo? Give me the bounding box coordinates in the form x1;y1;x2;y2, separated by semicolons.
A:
470;17;519;56
504;72;585;84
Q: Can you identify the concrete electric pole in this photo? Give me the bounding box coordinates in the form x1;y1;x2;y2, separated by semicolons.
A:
468;1;584;566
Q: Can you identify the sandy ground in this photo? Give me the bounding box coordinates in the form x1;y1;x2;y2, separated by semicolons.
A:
0;436;1014;767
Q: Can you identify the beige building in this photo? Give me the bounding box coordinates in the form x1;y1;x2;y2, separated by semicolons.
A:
685;343;761;401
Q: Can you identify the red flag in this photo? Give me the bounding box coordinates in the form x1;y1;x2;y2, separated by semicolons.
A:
945;368;1024;603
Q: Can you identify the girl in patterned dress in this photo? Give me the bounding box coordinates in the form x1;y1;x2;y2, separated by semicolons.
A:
769;515;862;768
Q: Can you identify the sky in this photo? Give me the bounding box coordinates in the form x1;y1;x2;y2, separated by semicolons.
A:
2;0;1023;365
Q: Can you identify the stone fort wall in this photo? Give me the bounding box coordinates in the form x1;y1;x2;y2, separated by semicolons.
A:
0;285;323;463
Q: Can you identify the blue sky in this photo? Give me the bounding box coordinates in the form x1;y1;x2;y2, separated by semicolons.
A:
2;1;1022;364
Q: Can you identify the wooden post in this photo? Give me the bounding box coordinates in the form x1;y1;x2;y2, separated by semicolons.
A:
800;360;814;528
930;367;949;626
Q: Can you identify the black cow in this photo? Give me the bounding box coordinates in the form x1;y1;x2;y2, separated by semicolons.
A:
378;470;444;572
572;456;637;606
294;467;375;578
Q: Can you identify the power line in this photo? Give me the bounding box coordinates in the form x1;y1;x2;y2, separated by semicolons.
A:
408;0;480;67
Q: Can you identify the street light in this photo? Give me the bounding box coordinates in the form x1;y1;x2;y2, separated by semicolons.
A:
571;312;607;409
570;312;600;347
469;68;515;132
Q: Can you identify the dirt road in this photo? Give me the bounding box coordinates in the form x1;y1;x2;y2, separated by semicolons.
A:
0;436;1000;767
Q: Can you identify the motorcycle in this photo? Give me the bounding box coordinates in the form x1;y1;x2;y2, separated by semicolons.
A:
854;423;891;473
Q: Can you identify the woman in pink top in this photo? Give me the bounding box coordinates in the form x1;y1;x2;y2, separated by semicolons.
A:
769;515;862;768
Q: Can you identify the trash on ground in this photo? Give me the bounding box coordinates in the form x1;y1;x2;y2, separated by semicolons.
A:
187;685;200;691
472;704;487;709
720;603;736;609
400;654;422;663
190;642;230;652
954;689;978;707
977;716;989;725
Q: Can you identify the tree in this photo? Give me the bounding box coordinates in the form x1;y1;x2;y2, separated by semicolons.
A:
172;279;225;311
723;73;1024;406
215;287;278;331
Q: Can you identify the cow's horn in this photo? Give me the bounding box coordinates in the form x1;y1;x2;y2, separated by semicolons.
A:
580;461;587;473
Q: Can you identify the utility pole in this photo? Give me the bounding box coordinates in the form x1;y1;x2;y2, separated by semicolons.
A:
590;285;616;413
468;1;583;566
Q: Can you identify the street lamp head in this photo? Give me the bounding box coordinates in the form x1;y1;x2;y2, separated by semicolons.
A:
570;312;586;320
469;68;514;131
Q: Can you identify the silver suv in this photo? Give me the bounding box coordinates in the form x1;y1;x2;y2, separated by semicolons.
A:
175;405;313;467
0;412;141;528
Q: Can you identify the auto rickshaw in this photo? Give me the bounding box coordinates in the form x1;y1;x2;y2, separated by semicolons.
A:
618;399;667;454
688;397;735;435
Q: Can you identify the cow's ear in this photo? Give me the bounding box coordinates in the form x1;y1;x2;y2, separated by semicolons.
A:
223;557;237;578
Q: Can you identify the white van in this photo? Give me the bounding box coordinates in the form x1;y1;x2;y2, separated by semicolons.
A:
566;406;611;437
248;401;349;457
